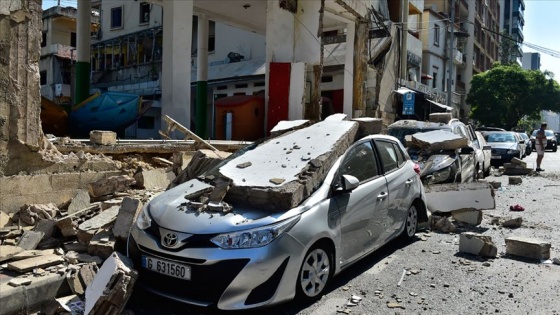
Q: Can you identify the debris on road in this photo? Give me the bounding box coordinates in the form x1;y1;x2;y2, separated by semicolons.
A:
451;209;483;226
425;182;495;213
505;236;551;260
459;232;498;258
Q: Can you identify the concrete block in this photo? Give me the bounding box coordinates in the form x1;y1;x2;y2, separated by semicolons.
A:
459;232;497;258
77;229;97;244
8;277;33;287
510;157;527;168
7;254;65;273
133;168;174;190
502;217;523;228
85;252;138;315
78;206;120;232
508;176;522;185
17;230;45;250
88;175;136;198
411;130;468;151
428;113;453;123
505;236;551;260
68;189;91;215
0;211;12;227
34;218;56;237
63;242;89;253
351;117;383;138
90;130;117;145
67;271;85;295
451;209;483;225
0;272;70;315
88;230;116;260
168;149;229;189
172;151;194;175
65;251;104;265
113;198;143;241
432;216;457;233
0;245;24;262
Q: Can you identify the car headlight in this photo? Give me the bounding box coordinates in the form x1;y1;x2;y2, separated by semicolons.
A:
507;149;519;155
135;205;152;230
211;215;300;249
431;167;451;184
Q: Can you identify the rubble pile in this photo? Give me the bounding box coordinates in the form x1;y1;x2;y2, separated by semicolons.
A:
0;175;163;315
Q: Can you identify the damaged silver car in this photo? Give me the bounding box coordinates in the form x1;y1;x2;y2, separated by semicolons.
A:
127;120;429;310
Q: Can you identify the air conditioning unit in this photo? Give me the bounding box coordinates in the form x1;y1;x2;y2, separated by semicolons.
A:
54;84;63;96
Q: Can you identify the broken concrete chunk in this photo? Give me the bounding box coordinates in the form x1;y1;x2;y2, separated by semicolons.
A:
88;230;116;259
88;175;136;198
67;271;86;295
428;113;453;123
78;206;120;232
208;178;232;204
68;190;92;215
236;162;252;169
79;263;98;289
459;232;497;258
90;130;117;145
168;149;230;189
489;181;501;189
510;158;527;168
17;230;45;250
11;249;56;261
411;130;468;151
8;277;33;287
57;217;78;237
113;197;143;241
0;211;12;227
269;119;311;137
451;209;483;226
7;254;65;273
0;245;24;262
34;218;56;237
269;178;286;185
432;216;457;233
133;168;174;190
85;252;138;315
502;217;523;228
425;182;495;212
505;236;551;260
65;251;104;266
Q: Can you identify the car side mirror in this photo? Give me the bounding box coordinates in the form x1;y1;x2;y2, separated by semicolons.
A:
339;174;359;192
460;146;474;154
482;145;492;150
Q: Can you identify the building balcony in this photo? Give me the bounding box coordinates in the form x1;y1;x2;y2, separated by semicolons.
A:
453;49;464;65
41;44;75;60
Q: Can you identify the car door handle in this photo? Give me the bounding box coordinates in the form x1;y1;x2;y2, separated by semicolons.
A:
405;179;413;186
377;192;388;200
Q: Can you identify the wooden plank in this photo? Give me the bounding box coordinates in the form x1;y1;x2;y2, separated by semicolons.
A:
7;254;65;273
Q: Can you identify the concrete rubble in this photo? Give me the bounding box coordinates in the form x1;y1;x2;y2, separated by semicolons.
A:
425;182;496;213
409;130;468;151
503;158;533;176
459;232;498;258
505;236;551;260
90;130;117;146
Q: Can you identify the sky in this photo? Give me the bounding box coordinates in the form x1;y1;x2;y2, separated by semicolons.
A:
42;0;560;81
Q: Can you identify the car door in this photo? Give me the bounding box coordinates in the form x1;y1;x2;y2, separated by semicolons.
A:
475;132;491;173
455;125;476;182
332;140;389;265
374;139;416;242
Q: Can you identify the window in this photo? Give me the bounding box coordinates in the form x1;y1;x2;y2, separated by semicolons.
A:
41;32;46;47
139;3;150;24
375;140;399;173
138;116;155;129
434;24;440;46
70;32;76;47
338;142;379;183
432;72;437;88
40;71;47;85
111;7;123;29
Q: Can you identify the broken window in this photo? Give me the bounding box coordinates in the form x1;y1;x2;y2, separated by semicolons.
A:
338;141;379;183
279;0;297;13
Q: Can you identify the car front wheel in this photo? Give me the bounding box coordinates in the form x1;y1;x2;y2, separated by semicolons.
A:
297;246;332;300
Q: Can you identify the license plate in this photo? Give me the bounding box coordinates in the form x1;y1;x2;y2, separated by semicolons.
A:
491;155;501;159
142;255;191;280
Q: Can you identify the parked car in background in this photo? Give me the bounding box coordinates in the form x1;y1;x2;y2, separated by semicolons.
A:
473;131;492;177
517;132;531;156
127;131;430;310
530;129;558;152
483;131;525;166
515;133;527;158
387;119;477;184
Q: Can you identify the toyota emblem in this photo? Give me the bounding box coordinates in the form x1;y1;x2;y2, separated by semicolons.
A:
163;232;178;247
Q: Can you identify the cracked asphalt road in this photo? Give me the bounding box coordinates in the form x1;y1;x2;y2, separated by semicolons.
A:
126;151;560;315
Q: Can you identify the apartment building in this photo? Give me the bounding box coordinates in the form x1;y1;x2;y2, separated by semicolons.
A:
522;52;540;70
500;0;525;64
40;6;99;106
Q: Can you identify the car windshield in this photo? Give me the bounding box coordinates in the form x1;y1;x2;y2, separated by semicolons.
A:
485;132;517;143
387;128;443;145
531;130;554;137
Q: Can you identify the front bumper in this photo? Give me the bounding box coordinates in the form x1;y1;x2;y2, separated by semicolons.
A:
127;225;305;310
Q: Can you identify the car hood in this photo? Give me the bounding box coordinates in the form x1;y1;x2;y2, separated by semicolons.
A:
488;142;518;150
146;178;303;234
416;153;457;177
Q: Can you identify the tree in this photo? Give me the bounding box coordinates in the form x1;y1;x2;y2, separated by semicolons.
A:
467;63;560;130
498;30;517;65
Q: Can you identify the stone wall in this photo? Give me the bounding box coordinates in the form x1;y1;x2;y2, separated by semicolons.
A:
0;0;47;176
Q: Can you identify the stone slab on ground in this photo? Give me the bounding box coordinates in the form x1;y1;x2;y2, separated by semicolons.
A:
78;206;120;232
85;252;138;315
113;197;143;240
505;236;551;260
221;120;359;211
68;189;91;215
7;254;65;273
90;130;117;145
459;232;497;258
411;130;468;151
133;168;174;190
11;249;55;261
0;245;24;262
425;182;495;213
88;175;136;198
34;218;56;237
451;209;483;225
17;230;45;250
0;272;70;315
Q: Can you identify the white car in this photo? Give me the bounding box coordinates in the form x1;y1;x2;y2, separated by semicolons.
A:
473;131;492;177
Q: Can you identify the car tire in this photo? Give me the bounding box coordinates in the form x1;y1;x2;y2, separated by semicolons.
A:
553;146;557;152
296;245;332;300
399;204;418;241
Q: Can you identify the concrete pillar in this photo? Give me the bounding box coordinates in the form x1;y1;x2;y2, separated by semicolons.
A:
196;14;209;138
463;1;475;116
343;21;355;118
353;20;368;117
75;0;92;104
161;0;193;133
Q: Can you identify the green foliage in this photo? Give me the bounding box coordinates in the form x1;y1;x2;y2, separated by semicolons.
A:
499;30;517;65
467;63;560;130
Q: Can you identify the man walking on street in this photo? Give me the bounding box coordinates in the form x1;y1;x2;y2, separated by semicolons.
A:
535;122;547;172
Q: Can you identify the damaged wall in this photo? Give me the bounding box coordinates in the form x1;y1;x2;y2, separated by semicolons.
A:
375;23;400;128
0;0;53;176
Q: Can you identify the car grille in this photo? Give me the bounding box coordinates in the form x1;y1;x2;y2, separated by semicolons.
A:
128;236;250;305
147;219;219;251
